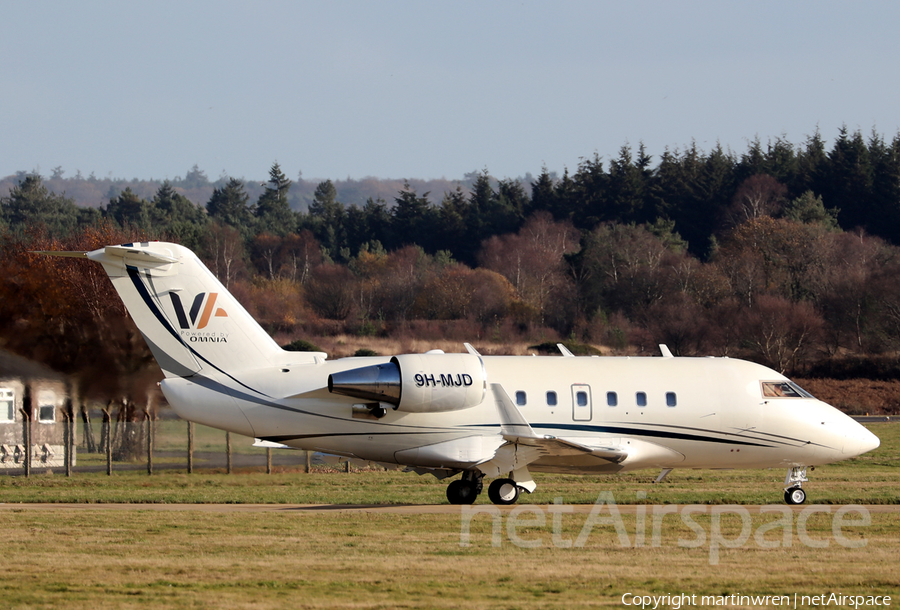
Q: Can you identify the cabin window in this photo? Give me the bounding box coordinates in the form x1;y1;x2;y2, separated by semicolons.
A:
546;391;557;406
636;392;647;407
38;404;55;423
761;381;812;398
0;388;13;422
576;391;588;407
607;392;618;407
516;391;527;406
666;392;677;407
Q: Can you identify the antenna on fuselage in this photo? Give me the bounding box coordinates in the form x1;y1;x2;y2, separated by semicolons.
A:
557;343;575;357
659;344;674;358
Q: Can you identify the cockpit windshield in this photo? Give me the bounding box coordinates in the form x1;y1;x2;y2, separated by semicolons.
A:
761;381;814;399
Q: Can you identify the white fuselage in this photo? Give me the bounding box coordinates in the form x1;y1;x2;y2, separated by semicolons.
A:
161;353;878;475
69;240;878;489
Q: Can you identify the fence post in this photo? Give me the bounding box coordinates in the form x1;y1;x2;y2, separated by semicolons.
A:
20;408;31;478
69;408;75;475
226;431;232;474
81;402;96;453
305;450;311;473
63;411;72;477
145;410;153;475
266;447;272;474
103;409;112;476
187;421;194;474
67;398;75;476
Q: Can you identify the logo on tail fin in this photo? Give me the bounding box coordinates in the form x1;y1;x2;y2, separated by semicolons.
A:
169;292;228;330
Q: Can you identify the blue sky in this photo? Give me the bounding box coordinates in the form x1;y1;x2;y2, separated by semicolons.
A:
3;1;899;183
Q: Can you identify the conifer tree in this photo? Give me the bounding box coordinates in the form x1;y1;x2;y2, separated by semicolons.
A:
308;179;346;259
255;162;295;235
391;181;434;249
151;181;207;248
783;191;839;230
207;177;253;232
106;187;151;231
1;174;79;236
529;167;557;217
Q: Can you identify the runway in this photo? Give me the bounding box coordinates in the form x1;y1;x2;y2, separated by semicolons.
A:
2;503;898;514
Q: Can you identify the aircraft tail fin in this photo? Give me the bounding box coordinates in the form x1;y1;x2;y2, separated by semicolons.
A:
79;241;316;378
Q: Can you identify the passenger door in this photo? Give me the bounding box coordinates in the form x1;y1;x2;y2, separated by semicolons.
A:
572;384;592;421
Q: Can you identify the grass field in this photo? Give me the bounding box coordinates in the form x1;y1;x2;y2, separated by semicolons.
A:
1;507;898;609
0;424;898;608
3;423;898;506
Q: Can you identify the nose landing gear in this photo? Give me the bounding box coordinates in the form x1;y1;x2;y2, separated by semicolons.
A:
783;466;809;505
784;486;807;505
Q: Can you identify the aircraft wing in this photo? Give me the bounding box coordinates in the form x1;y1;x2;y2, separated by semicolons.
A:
476;384;627;477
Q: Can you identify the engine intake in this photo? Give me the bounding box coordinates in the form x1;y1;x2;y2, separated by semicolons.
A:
327;352;486;413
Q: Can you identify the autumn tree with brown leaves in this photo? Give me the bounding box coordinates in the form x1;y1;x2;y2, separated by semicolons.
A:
0;223;161;447
479;212;578;326
722;174;788;231
740;295;825;374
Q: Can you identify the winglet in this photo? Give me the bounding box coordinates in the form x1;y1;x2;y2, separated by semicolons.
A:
491;384;538;438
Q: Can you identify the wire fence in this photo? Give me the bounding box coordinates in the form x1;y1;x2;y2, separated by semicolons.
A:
0;415;338;477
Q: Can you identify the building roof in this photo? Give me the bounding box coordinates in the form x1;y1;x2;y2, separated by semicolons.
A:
0;348;67;382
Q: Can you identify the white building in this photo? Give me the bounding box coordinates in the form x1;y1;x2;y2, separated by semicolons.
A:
0;348;74;469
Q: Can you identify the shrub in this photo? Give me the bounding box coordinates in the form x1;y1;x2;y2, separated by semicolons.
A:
283;339;322;352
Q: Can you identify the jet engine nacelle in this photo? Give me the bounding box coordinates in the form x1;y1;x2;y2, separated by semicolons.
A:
328;352;486;413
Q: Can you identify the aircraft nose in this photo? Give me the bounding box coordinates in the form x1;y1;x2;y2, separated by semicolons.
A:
843;422;880;458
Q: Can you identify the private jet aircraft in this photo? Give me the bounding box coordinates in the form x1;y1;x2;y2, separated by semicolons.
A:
45;242;880;505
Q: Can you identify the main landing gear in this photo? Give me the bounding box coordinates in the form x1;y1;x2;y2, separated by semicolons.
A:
446;472;532;505
783;466;809;505
446;471;483;505
487;478;520;505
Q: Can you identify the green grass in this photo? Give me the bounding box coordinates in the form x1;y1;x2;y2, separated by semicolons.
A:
0;424;897;608
1;424;897;506
0;507;898;608
110;419;281;454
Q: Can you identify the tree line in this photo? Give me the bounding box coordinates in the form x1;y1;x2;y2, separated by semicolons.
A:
5;126;900;408
6;126;900;258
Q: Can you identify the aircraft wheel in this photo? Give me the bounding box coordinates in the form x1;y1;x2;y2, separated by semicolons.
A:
447;479;478;505
784;486;806;505
488;478;520;505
